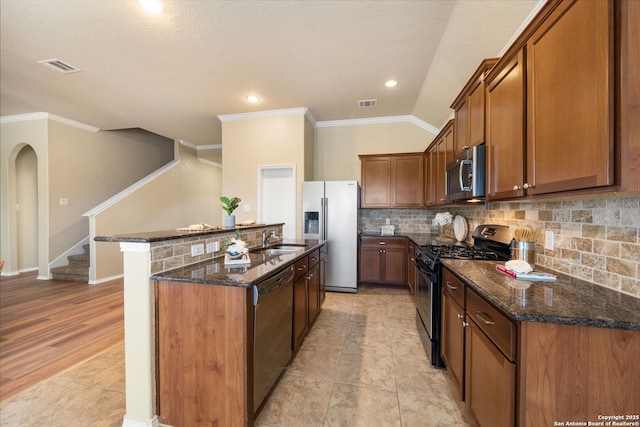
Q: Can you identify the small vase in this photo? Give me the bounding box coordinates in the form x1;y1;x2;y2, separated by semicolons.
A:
224;215;236;228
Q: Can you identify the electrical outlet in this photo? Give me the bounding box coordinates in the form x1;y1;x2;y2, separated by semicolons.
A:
191;243;205;257
544;231;554;251
243;204;251;212
60;198;69;206
206;241;220;254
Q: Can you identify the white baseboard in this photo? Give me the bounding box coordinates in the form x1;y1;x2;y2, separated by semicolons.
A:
122;415;159;427
89;273;123;285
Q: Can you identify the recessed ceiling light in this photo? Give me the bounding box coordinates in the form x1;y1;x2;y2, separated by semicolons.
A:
139;0;163;14
246;95;259;103
385;80;398;88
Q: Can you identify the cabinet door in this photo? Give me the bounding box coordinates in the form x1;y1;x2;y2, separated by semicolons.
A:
426;150;437;206
307;263;320;325
392;155;424;207
361;157;391;207
359;246;383;283
383;247;406;285
293;276;309;351
486;50;526;200
526;0;613;194
319;247;326;306
468;81;486;148
465;318;516;427
441;290;465;399
406;241;416;295
455;98;469;157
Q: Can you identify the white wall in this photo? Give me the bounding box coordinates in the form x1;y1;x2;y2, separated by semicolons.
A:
315;120;435;181
221;110;312;236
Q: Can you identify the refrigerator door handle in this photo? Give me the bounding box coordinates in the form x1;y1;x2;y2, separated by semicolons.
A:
322;197;328;241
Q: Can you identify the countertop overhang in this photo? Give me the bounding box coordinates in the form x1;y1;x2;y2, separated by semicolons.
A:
150;239;325;287
441;259;640;331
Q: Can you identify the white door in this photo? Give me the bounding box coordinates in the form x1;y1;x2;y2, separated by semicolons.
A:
258;166;296;240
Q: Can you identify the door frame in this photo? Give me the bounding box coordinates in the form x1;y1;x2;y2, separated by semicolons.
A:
257;165;297;240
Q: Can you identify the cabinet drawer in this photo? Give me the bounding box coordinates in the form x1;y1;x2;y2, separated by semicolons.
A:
442;267;465;307
466;288;516;361
308;249;320;267
294;256;309;281
361;236;406;249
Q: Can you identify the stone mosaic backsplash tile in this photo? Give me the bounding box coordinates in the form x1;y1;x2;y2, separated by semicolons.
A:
149;225;283;274
360;193;640;298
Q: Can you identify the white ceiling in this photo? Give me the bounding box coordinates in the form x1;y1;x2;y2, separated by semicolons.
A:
0;0;541;148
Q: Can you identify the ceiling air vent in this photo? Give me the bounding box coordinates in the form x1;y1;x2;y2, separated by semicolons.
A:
357;99;377;108
38;58;81;74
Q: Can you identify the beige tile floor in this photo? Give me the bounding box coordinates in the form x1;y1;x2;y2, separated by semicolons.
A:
0;285;473;427
0;343;125;427
256;285;474;427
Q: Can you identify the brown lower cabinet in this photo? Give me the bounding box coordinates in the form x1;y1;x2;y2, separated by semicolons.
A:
359;236;407;285
156;244;326;427
293;248;321;351
441;266;640;426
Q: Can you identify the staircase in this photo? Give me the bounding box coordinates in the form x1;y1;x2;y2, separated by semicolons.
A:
51;244;90;282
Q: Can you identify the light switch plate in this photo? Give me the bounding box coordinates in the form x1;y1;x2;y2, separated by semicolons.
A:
206;241;220;253
544;231;554;251
243;204;251;212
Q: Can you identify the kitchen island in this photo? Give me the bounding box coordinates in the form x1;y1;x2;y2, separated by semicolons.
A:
95;224;324;427
440;259;640;427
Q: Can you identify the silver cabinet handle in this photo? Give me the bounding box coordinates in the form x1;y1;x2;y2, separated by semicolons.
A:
513;185;522;191
475;311;495;325
378;242;387;245
462;321;470;328
446;281;458;291
523;183;535;189
456;313;464;319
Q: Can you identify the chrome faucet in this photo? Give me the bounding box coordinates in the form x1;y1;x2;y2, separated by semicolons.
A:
262;230;281;247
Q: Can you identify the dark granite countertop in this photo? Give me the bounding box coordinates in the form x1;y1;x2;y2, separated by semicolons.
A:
150;239;324;287
360;230;454;246
441;259;640;331
95;223;284;243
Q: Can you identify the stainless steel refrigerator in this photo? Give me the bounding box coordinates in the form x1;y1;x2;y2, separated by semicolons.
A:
302;181;359;293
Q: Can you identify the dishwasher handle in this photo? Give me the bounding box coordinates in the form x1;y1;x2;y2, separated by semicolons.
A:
254;266;294;304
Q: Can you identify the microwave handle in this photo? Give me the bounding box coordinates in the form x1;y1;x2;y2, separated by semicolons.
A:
460;159;472;192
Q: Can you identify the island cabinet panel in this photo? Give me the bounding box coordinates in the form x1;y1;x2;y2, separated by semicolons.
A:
526;0;614;194
156;280;253;427
293;256;310;351
486;50;526;200
518;322;640;427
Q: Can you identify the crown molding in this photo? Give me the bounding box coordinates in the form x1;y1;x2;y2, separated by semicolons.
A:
316;115;439;135
179;139;222;151
0;112;100;132
218;107;314;123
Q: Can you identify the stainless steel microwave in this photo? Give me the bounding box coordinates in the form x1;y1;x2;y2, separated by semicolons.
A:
446;144;486;202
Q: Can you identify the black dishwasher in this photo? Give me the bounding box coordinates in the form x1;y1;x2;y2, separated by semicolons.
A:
253;265;294;412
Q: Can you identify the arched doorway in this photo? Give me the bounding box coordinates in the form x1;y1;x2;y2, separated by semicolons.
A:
15;145;39;272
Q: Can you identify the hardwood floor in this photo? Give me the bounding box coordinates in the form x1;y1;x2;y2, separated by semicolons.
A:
0;272;124;402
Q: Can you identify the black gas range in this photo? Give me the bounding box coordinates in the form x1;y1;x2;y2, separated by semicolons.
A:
414;224;512;368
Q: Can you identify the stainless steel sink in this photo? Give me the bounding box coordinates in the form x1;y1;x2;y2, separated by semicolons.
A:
251;246;304;256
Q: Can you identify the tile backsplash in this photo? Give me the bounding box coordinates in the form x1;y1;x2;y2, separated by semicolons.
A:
360;193;640;298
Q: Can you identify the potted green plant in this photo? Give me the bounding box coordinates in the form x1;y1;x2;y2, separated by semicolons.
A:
220;196;241;228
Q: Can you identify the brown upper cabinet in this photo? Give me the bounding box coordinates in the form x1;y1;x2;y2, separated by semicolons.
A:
486;0;623;199
450;58;499;157
425;120;454;206
359;153;424;208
